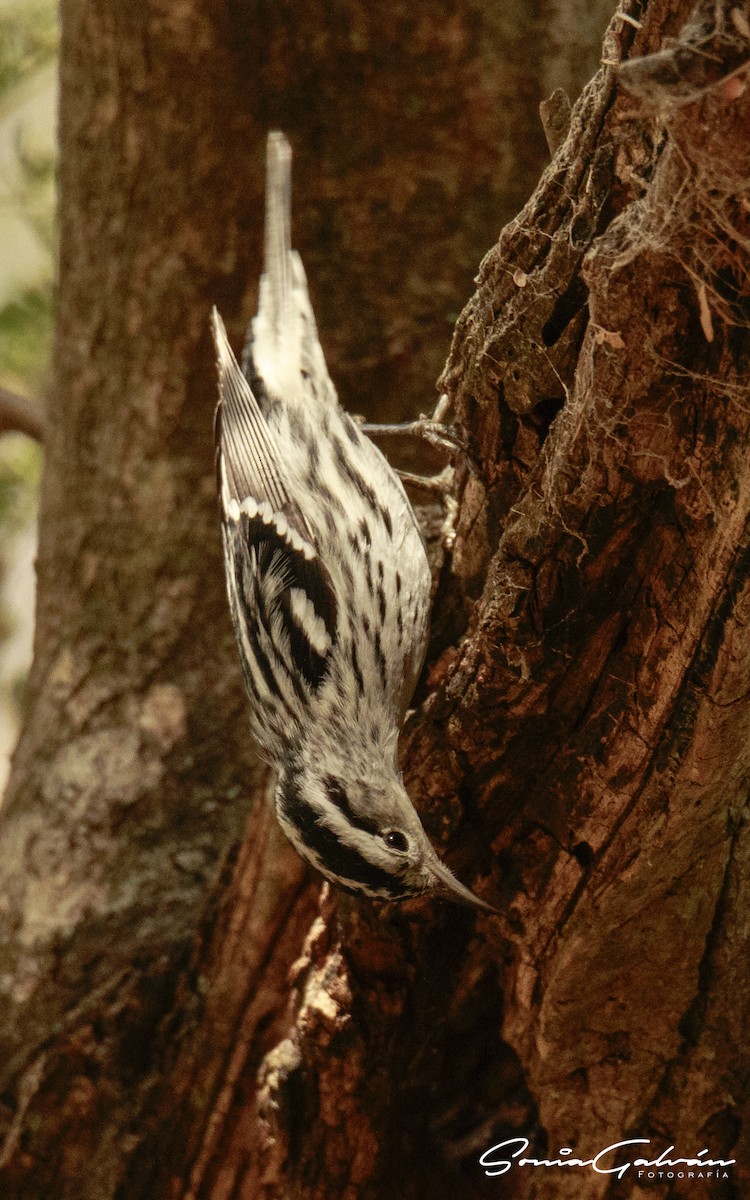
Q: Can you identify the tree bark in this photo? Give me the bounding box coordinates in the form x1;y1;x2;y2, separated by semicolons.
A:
3;0;749;1198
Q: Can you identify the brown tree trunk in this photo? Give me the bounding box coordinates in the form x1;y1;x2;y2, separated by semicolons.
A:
3;0;749;1198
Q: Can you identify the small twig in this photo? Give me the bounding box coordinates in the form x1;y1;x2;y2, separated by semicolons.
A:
0;386;46;442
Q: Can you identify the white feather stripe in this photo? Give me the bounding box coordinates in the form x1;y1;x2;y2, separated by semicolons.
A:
236;559;305;719
223;541;274;707
222;491;317;563
257;615;304;714
235;608;273;702
288;587;332;657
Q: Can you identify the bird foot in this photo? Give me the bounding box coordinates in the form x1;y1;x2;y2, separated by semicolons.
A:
360;394;476;481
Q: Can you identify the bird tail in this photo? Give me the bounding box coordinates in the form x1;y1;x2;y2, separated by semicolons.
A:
243;132;334;410
260;131;293;372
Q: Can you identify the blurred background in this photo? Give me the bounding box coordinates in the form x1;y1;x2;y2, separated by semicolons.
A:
0;0;55;790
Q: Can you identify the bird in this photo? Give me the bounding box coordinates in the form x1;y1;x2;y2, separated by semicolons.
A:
211;131;493;910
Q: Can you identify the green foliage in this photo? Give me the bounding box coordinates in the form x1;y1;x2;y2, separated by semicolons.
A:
0;1;57;103
0;288;53;389
0;432;40;526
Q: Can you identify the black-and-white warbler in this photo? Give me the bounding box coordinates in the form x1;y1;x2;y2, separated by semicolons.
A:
212;132;492;909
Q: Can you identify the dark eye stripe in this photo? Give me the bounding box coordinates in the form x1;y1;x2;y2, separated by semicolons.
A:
324;777;380;836
281;781;407;897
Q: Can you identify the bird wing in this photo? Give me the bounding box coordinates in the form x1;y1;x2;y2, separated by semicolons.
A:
212;307;289;514
212;309;338;701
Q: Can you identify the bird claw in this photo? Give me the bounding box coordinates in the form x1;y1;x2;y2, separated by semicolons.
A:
360;394;477;476
361;417;465;452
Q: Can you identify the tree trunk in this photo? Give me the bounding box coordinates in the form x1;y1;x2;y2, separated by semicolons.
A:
3;0;749;1197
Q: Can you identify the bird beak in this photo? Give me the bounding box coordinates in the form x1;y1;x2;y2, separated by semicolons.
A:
427;856;498;913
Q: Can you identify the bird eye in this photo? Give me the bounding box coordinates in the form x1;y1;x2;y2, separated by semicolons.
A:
384;830;409;853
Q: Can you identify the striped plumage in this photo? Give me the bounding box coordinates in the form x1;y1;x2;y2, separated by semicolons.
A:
212;132;492;908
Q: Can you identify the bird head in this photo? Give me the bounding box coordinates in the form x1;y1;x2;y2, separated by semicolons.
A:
276;745;495;910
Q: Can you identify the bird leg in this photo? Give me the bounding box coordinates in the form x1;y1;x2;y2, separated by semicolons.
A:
360;394;473;493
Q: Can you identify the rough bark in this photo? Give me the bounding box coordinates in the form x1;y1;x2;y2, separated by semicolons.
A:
0;0;620;1197
132;2;750;1199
